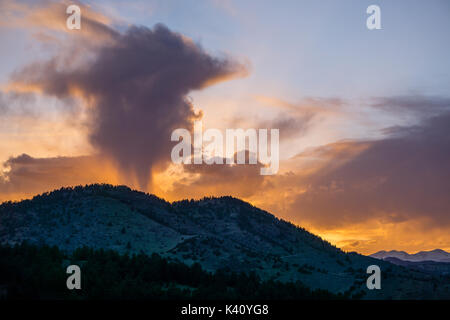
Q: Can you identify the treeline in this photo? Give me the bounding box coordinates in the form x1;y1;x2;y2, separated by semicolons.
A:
0;243;344;300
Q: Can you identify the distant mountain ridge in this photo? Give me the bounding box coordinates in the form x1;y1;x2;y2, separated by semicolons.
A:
382;257;450;276
1;184;450;299
370;249;450;263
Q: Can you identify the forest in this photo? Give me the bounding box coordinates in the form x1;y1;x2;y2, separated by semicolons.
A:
0;242;344;300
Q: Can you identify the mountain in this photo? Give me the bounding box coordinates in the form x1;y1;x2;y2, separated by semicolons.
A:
371;249;450;263
383;257;450;276
1;184;449;299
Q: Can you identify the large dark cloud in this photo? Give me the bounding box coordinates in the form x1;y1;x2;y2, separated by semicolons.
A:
10;23;246;190
290;100;450;228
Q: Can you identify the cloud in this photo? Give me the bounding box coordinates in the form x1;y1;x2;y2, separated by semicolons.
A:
370;95;450;119
8;21;247;190
226;96;344;148
0;91;37;115
0;153;119;202
167;151;268;199
288;103;450;229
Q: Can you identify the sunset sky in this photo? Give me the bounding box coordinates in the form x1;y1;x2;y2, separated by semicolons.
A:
1;0;450;254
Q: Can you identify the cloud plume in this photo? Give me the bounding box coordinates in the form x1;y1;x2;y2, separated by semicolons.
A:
9;21;246;190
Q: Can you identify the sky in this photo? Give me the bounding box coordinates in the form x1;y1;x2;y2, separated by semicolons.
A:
0;0;450;254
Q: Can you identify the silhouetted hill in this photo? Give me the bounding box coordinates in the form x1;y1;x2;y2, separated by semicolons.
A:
1;184;449;299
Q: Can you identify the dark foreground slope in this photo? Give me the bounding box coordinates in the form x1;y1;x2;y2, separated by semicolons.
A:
0;243;340;300
1;184;449;299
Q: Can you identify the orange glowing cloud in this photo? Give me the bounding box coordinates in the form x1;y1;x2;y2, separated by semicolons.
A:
0;154;122;203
